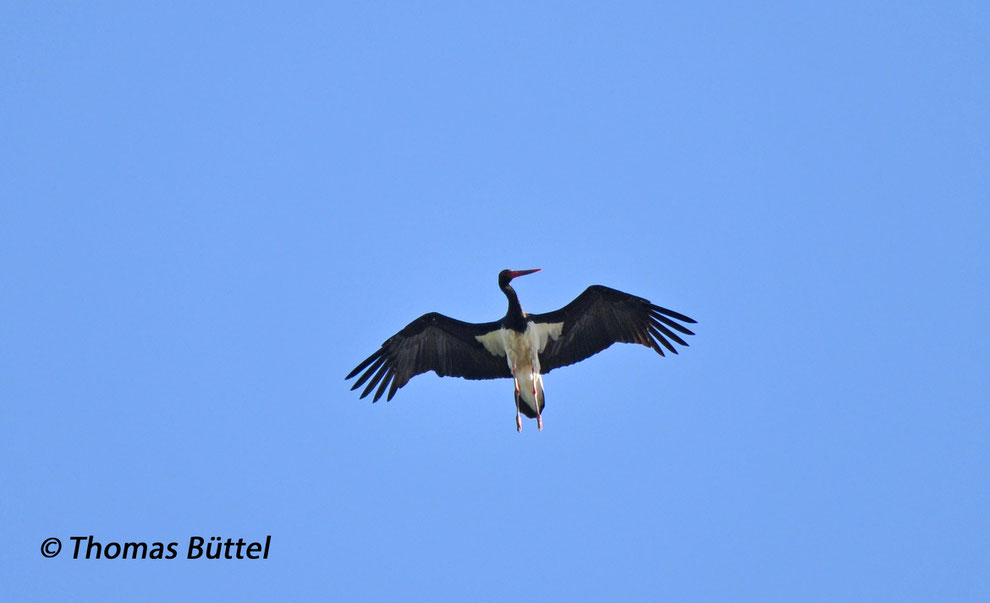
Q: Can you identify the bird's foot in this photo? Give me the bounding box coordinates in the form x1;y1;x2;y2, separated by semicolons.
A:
516;414;523;432
537;415;543;431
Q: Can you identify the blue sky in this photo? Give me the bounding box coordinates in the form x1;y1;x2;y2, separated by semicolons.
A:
2;2;988;601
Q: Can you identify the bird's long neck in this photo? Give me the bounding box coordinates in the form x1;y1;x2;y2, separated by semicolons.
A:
502;285;528;331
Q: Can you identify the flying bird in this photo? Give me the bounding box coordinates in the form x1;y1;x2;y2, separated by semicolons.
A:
346;269;696;431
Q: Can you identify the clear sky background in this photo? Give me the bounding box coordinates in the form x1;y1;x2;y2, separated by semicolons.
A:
2;2;988;601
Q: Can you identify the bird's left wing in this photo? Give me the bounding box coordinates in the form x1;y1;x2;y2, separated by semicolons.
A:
530;285;697;374
346;312;511;402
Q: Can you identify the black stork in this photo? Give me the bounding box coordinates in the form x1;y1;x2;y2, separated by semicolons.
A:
346;269;696;431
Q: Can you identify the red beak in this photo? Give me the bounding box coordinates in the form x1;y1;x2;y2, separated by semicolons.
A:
509;268;541;279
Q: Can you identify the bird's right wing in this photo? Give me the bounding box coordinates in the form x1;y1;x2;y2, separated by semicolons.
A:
346;313;511;402
530;285;696;373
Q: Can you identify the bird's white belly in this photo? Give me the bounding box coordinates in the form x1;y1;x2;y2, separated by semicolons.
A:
503;328;535;372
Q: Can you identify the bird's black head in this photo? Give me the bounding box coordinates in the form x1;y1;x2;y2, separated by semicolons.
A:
498;268;541;290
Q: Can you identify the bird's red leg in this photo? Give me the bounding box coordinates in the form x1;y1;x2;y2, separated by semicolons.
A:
533;371;543;431
513;376;522;432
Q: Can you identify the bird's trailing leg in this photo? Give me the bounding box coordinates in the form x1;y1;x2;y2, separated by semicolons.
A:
533;370;543;431
513;376;522;432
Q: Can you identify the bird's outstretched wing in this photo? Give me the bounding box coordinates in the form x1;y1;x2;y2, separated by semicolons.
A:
346;313;511;402
530;285;696;374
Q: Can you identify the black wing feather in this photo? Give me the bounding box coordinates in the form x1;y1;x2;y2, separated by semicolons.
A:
532;285;696;373
346;312;511;402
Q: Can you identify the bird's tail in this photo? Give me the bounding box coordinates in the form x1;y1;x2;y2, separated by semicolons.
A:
517;372;545;419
